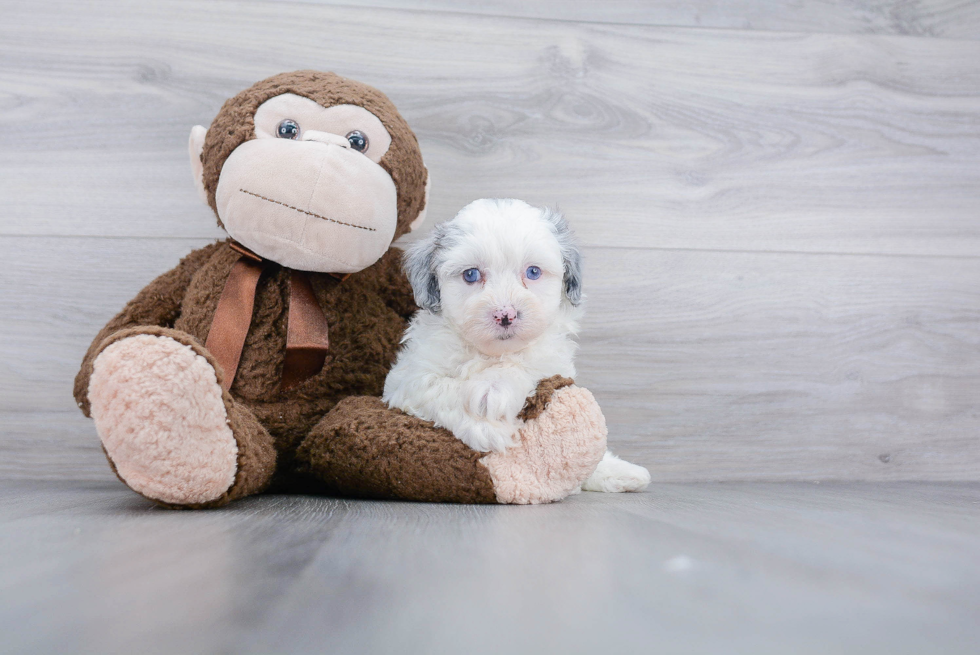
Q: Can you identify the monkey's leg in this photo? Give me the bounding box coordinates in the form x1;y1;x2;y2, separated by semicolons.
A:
480;375;608;504
87;327;276;509
293;376;607;504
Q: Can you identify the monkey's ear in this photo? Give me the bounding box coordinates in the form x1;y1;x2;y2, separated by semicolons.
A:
408;169;431;232
403;228;441;313
188;125;209;205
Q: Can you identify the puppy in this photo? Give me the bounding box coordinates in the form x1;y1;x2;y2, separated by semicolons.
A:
383;198;649;493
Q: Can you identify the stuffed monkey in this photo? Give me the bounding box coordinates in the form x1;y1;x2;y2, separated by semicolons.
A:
73;71;607;508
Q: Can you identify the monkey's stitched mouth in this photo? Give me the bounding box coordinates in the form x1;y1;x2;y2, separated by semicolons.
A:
238;188;376;232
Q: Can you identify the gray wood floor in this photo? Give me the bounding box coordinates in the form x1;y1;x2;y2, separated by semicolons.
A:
2;480;978;654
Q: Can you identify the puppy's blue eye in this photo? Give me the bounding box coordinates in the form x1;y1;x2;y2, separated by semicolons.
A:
462;268;481;284
526;266;542;280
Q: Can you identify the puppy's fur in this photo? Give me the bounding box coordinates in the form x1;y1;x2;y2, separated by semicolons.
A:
383;198;649;493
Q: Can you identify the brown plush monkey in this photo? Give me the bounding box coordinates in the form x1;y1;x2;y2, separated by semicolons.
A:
73;71;606;508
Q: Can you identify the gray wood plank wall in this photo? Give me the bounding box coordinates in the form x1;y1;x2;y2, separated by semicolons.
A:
1;0;978;481
290;0;980;39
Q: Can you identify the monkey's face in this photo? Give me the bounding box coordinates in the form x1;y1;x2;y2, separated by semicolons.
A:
190;73;429;274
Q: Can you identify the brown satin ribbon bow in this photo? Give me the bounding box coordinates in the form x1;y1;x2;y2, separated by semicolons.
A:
205;242;333;392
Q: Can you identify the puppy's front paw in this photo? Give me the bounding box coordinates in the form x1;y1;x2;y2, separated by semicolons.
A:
453;417;518;453
464;380;524;422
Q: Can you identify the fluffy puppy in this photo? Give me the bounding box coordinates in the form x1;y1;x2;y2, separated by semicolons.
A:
383;198;649;493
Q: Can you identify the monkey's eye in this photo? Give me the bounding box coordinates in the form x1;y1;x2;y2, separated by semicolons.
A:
462;268;481;284
525;266;542;280
277;119;300;139
346;130;369;153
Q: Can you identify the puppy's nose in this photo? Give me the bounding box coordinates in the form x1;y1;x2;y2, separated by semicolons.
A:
493;306;518;328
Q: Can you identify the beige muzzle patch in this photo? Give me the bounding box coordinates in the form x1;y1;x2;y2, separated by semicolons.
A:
215;138;398;273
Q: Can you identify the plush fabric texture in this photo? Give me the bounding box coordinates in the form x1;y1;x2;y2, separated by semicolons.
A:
252;95;393;163
518;374;576;422
75;240;607;506
75;241;417;482
74;72;606;508
482;385;608;505
201;70;427;240
89;333;239;506
87;326;279;509
294;395;497;503
215;137;400;273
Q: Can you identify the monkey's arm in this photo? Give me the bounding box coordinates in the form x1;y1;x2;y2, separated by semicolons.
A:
73;241;224;416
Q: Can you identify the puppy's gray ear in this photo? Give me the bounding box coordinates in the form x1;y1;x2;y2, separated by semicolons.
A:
563;242;584;306
543;208;584;306
403;232;442;313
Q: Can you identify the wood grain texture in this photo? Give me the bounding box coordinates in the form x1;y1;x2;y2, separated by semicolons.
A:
0;412;113;483
2;480;979;654
581;247;980;481
2;0;979;256
1;0;977;482
285;0;980;40
2;237;977;481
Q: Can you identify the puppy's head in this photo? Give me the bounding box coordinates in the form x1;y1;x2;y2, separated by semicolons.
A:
404;198;582;356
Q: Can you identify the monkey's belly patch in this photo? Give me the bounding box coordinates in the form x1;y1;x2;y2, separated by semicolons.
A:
88;334;239;505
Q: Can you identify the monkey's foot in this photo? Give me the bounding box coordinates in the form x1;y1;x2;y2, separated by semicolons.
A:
481;379;607;505
88;334;239;506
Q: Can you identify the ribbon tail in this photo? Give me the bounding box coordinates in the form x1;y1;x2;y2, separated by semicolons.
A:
205;256;265;392
281;270;331;390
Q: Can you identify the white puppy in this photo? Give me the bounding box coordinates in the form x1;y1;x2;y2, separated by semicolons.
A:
383;198;649;493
